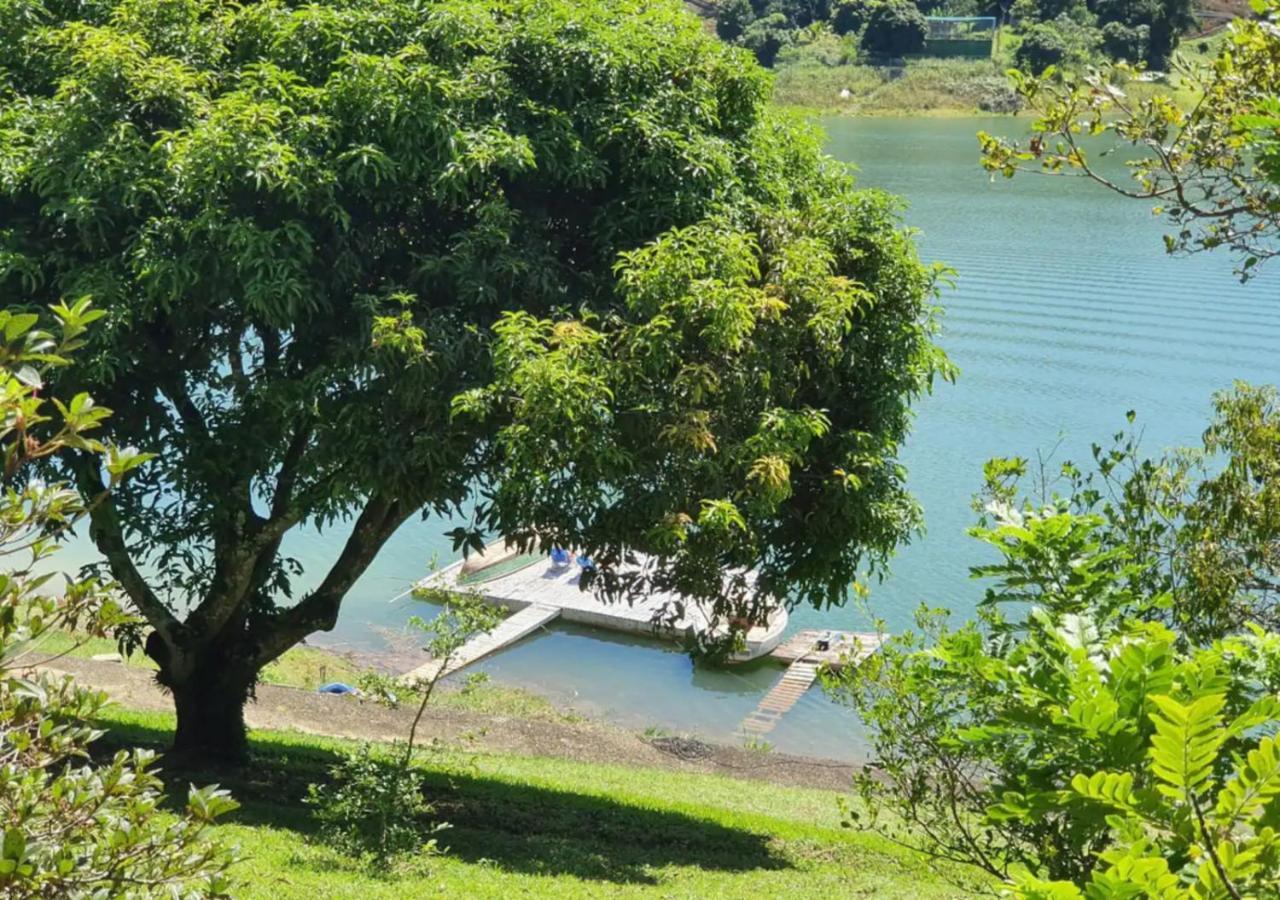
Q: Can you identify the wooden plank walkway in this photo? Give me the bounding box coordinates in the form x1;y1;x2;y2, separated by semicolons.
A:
399;603;560;684
740;660;821;736
740;630;884;736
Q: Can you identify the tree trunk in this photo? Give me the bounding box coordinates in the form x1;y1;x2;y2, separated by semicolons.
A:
170;671;254;763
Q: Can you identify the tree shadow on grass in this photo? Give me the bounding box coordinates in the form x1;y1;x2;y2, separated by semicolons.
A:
98;718;792;886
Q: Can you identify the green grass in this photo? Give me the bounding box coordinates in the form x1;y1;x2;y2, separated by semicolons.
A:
95;706;977;898
773;58;1021;116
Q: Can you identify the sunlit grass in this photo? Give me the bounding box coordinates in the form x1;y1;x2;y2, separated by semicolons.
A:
96;706;979;898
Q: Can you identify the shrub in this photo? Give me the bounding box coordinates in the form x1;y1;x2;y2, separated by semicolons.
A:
307;594;498;866
306;745;442;867
861;0;928;56
829;387;1280;893
1100;20;1149;61
831;0;870;34
0;301;238;897
1014;16;1101;72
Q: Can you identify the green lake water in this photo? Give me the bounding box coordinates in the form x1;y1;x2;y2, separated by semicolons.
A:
69;116;1280;760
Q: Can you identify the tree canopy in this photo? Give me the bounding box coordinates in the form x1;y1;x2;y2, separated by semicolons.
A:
0;0;948;758
982;0;1280;273
714;0;1193;67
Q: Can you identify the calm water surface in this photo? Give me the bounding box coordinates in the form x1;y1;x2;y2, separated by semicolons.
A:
91;117;1280;760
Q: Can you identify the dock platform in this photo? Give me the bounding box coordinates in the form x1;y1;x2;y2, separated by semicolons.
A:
411;552;789;667
397;552;884;735
400;602;560;684
770;629;882;669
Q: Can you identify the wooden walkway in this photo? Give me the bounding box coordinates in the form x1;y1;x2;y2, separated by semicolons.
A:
740;660;822;736
739;630;883;736
399;603;560;684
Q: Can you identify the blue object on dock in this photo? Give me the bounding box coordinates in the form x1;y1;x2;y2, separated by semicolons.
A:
318;682;356;695
578;555;595;570
551;546;571;566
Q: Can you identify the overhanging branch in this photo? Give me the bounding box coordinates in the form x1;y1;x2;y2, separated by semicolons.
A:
72;455;181;641
251;494;414;666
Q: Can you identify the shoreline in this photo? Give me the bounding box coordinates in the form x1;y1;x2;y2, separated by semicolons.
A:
46;655;859;792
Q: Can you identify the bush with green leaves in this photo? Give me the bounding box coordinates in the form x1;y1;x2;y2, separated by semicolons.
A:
1014;15;1102;72
306;744;442;868
0;301;238;897
307;594;498;866
861;0;928;56
828;385;1280;893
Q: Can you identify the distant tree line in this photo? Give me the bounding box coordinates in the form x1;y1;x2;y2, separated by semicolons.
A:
715;0;1197;69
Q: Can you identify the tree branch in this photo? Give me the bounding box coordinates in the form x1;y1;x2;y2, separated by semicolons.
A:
72;455;181;641
272;419;312;520
251;494;414;666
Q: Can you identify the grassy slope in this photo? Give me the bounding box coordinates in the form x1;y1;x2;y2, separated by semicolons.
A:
773;58;1020;116
98;707;976;898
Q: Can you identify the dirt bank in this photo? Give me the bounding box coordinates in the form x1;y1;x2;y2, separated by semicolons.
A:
46;656;857;792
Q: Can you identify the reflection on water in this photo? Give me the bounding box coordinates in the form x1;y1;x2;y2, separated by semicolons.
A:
57;116;1280;762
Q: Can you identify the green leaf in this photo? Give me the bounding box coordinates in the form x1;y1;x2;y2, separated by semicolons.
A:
1148;693;1226;799
1214;734;1280;825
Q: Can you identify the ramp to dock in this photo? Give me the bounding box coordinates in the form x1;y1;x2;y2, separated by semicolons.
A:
400;603;560;684
740;630;883;736
740;660;821;736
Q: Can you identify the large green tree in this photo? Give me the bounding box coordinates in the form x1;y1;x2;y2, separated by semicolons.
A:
0;0;948;759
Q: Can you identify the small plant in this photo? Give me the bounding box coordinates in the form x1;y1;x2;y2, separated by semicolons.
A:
460;671;491;695
643;724;671;739
742;735;774;754
307;592;500;866
306;744;445;868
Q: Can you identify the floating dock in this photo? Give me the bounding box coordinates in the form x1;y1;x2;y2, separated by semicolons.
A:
398;549;883;733
401;549;789;682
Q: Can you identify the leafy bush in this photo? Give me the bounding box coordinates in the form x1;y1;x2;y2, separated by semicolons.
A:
829;386;1280;893
307;594;498;866
1015;16;1101;72
862;0;928;56
306;745;443;867
1100;20;1149;61
0;301;238;897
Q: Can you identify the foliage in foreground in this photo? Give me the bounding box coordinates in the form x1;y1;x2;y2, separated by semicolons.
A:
829;385;1280;895
983;0;1280;277
306;594;499;867
0;0;948;760
0;303;237;897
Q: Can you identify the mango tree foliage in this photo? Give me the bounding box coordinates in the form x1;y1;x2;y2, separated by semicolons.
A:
980;0;1280;277
0;0;948;758
828;386;1280;892
0;302;238;897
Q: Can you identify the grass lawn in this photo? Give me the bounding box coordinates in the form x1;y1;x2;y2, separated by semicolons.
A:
97;707;978;898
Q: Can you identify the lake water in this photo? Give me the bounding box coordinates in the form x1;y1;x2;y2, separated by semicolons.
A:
75;117;1280;760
